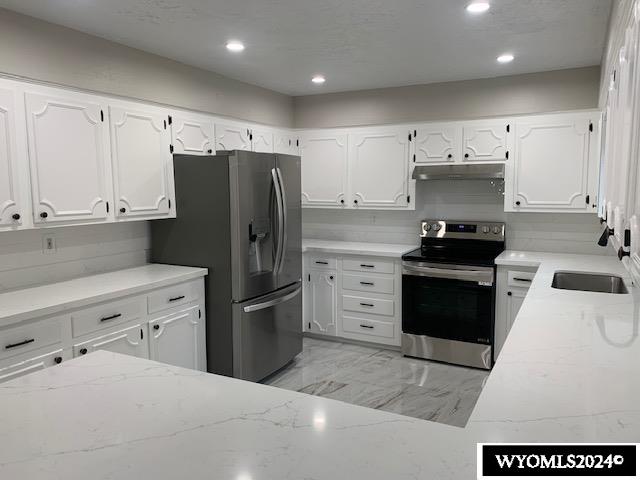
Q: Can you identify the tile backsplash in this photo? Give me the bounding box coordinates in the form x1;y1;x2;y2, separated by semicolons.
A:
303;180;609;255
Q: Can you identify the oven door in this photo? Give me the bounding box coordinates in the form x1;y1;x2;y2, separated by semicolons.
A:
401;262;494;345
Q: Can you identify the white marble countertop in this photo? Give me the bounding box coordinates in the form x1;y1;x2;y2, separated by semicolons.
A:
1;252;639;479
302;239;416;257
0;264;208;327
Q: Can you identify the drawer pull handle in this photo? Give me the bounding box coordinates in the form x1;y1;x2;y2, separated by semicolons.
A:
360;281;374;286
359;324;374;329
100;313;122;322
512;277;532;282
5;338;35;350
360;264;375;268
315;261;329;265
169;295;186;302
360;302;375;307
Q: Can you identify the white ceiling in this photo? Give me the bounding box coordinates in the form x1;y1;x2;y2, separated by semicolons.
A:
0;0;611;96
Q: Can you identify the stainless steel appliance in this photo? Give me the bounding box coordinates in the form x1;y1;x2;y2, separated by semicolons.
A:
401;220;505;370
151;151;302;382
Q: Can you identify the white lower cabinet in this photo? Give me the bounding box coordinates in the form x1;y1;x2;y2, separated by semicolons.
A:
0;347;68;383
0;277;207;383
494;265;537;359
303;253;401;346
148;306;206;371
305;270;337;335
74;323;148;359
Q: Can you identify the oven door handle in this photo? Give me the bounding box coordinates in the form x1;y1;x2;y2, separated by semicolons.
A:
402;264;493;284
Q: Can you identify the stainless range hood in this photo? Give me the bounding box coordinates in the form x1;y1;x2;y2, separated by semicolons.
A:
412;163;505;180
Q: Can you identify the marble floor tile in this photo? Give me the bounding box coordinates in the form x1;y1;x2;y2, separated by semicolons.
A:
263;336;489;427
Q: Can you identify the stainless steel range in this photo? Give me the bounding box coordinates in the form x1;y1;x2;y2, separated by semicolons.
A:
401;220;505;370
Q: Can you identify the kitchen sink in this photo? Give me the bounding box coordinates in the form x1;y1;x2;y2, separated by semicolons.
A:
551;271;629;294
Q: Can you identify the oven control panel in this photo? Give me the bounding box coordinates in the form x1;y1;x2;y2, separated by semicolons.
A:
420;220;505;241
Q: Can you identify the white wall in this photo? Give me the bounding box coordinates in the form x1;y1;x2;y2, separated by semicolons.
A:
303;181;608;255
0;223;150;292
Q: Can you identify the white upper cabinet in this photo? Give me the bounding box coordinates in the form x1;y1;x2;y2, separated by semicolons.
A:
109;102;174;220
300;131;349;207
508;112;598;213
170;112;214;156
462;121;510;162
413;124;460;163
215;122;251;151
274;131;300;156
25;88;111;225
349;128;412;209
250;128;274;153
0;83;24;229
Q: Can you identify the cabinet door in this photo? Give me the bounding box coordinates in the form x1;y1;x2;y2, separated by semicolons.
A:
462;121;510;162
0;348;66;384
506;289;526;334
74;323;149;359
148;306;205;371
349;129;411;208
274;131;299;156
171;113;214;156
0;85;23;228
25;90;110;224
110;104;174;219
414;124;460;163
512;114;593;211
215;123;251;151
306;270;337;335
251;128;274;153
300;132;348;207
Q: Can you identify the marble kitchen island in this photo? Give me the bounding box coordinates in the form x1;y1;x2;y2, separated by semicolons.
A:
1;252;639;479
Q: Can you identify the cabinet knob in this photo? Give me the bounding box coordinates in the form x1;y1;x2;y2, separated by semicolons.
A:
119;207;126;213
515;201;521;206
329;275;334;280
340;199;345;204
354;199;358;205
54;356;62;364
207;149;213;154
464;153;470;158
447;154;453;159
618;247;630;260
79;348;88;355
11;213;20;221
153;324;160;330
39;212;48;219
507;291;512;296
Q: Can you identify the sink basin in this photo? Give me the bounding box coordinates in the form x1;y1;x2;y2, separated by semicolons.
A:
551;271;629;294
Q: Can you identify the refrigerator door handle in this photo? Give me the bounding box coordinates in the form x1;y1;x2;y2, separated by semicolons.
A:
271;168;285;275
243;285;302;313
275;167;288;273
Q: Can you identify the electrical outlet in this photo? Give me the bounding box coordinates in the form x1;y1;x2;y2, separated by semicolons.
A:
42;235;57;254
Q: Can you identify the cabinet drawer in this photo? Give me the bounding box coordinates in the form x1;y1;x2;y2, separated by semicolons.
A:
71;297;145;338
307;255;337;269
342;315;395;339
507;270;535;289
342;295;394;316
343;258;394;274
0;316;65;362
147;281;200;314
342;273;394;294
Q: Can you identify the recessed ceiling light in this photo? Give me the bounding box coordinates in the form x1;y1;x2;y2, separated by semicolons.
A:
497;54;514;63
466;2;490;13
226;41;245;52
311;75;326;84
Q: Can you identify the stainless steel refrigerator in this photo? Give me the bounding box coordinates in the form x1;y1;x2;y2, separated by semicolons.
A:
151;150;302;382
